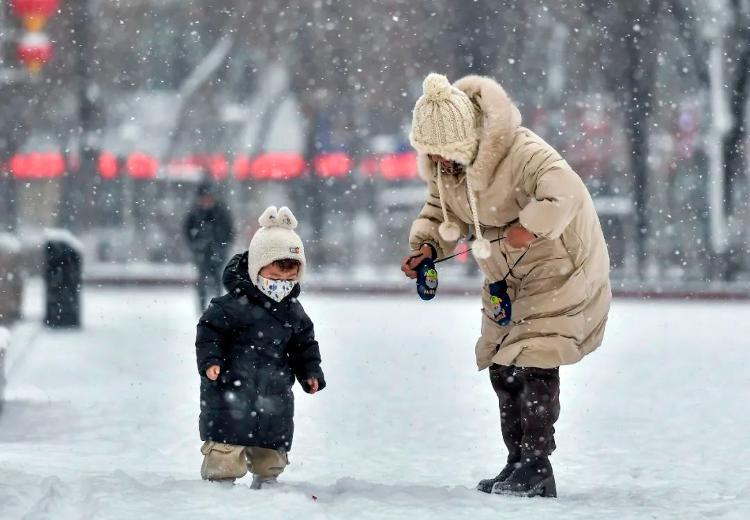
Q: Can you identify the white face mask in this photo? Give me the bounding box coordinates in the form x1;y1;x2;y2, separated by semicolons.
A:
257;275;297;302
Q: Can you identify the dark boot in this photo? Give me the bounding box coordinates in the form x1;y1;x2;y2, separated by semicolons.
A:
478;365;524;493
477;460;519;493
494;367;560;498
492;455;556;497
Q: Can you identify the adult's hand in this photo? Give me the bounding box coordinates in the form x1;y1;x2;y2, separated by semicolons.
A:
400;244;434;279
506;225;536;249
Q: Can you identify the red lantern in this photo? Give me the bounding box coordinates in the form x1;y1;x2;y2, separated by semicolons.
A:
98;152;119;180
17;32;53;73
126;153;159;180
206;154;229;180
313;152;352;178
11;0;59;31
10;152;65;180
380;152;417;181
248;153;306;181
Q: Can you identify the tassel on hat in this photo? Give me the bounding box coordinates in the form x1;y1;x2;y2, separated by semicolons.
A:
465;175;491;260
439;221;462;242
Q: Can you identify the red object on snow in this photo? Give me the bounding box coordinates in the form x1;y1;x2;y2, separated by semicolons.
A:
313;152;352;178
126;153;159;179
16;32;53;73
9;152;65;179
98;152;118;180
235;152;306;181
380;152;417;181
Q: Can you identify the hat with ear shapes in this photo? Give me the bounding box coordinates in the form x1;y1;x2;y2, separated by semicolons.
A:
247;206;306;286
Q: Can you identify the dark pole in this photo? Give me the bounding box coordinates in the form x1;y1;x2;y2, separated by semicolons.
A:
624;37;651;276
60;0;100;231
0;2;23;233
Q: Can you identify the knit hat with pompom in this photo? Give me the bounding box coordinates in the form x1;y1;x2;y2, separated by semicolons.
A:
247;206;306;286
409;73;480;165
409;73;493;260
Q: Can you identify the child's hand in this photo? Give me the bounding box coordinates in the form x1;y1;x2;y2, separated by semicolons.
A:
306;377;319;394
206;365;221;381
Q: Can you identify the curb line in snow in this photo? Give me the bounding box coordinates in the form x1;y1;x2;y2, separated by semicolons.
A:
78;275;750;301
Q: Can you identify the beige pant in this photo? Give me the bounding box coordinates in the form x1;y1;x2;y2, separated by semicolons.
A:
200;441;288;481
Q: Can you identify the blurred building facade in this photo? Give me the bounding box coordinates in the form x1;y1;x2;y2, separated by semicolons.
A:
1;0;748;283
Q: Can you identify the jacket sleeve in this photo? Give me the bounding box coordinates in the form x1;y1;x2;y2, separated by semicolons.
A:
195;300;232;376
408;174;470;258
518;144;586;241
288;313;326;393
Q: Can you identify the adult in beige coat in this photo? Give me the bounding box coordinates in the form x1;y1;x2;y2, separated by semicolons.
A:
400;73;611;498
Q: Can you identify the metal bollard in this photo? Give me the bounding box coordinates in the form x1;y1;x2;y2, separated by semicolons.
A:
44;233;83;328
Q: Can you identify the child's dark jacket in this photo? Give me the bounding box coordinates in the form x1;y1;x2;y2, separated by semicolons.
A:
196;252;325;450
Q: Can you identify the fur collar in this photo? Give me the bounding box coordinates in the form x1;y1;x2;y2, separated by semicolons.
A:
416;75;522;191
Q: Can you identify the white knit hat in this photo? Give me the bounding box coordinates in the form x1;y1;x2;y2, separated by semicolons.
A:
247;206;306;286
409;73;480;165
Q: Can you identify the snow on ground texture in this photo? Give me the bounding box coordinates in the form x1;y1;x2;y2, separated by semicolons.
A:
1;286;749;519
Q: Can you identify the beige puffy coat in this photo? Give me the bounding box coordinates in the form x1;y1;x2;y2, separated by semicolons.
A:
409;75;611;370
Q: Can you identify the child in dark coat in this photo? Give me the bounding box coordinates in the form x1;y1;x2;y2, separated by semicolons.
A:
195;206;325;488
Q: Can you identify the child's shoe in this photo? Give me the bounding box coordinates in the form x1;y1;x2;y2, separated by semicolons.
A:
250;476;278;490
208;478;236;487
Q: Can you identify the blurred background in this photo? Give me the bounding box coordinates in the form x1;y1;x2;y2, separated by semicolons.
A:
0;0;749;300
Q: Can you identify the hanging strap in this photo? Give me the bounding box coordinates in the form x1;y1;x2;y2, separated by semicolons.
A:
465;174;485;245
435;162;451;226
502;246;531;281
434;236;505;264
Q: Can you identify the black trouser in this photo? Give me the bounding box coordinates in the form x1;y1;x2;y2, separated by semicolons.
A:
195;257;224;311
489;364;560;462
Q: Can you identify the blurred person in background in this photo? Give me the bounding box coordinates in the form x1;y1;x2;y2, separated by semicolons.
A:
401;74;611;498
183;180;235;311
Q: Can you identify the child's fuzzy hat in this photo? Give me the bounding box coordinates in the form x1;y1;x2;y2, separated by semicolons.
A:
247;206;305;286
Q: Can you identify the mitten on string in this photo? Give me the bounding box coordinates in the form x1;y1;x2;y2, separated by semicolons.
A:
488;280;512;326
416;258;439;301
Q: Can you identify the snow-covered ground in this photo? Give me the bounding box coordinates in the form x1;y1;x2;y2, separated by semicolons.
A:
1;285;749;519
